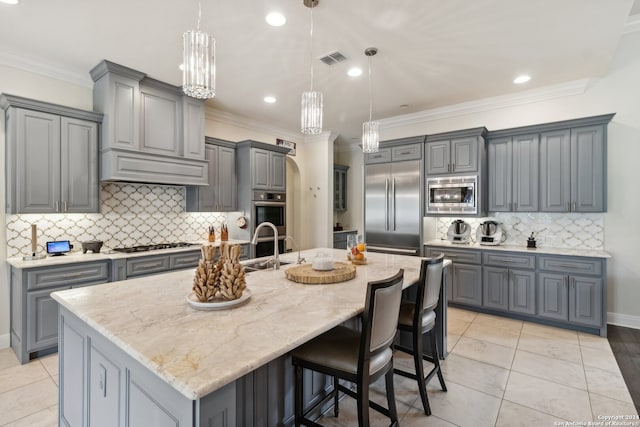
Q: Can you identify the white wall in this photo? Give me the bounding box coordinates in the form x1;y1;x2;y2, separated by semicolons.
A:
0;64;93;347
334;145;364;235
377;31;640;325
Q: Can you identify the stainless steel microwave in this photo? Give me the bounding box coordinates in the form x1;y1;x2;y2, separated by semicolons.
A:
426;175;477;214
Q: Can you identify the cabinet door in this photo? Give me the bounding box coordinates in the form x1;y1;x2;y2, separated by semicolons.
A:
252;148;270;190
540;129;571;212
483;267;508;311
198;145;219;211
426;141;450;175
509;269;536;315
60;117;100;213
537;273;569;321
452;264;482;306
89;344;122;427
488;138;512;212
27;287;69;351
15;109;61;213
218;146;237;211
139;86;180;156
571;125;604;212
270;152;286;191
451;137;478;173
569;276;603;327
512;134;539;212
182;96;205;159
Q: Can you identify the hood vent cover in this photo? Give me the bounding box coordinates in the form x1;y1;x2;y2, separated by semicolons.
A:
319;51;347;65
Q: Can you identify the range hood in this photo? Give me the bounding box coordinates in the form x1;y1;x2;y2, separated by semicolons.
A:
91;60;209;186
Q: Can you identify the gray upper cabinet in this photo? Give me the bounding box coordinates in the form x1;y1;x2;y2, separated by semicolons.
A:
488;134;539;212
334;164;349;211
90;60;208;186
236;142;288;192
1;95;102;214
540;129;571;212
186;138;237;212
426;136;479;175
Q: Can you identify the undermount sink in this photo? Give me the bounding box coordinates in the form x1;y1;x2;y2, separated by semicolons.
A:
243;259;291;272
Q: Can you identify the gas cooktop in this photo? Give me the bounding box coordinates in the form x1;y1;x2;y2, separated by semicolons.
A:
112;242;198;253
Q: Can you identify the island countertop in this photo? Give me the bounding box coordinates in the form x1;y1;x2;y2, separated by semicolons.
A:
51;248;422;400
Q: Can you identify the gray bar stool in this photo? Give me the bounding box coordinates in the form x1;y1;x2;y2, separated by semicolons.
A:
291;269;405;427
394;254;446;415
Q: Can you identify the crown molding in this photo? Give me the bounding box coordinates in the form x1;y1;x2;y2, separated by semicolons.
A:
624;14;640;34
379;78;590;130
302;131;339;145
205;107;301;143
0;51;92;88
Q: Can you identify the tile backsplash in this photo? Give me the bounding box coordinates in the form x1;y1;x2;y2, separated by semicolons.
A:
6;183;229;258
436;212;604;250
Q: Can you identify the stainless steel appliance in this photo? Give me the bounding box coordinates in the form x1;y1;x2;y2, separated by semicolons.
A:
112;242;198;253
446;219;471;244
426;175;477;214
252;191;286;258
365;160;421;255
476;219;506;245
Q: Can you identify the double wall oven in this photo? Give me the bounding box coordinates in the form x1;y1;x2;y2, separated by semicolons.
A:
252;191;286;258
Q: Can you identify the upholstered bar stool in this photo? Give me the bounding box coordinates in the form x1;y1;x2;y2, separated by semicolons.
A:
394;254;446;415
291;269;405;427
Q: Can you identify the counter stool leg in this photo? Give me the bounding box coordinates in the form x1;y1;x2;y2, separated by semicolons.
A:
385;367;399;425
333;376;340;416
414;330;431;415
429;330;447;392
356;380;370;427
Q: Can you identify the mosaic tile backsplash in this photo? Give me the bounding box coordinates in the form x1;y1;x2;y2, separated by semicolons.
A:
6;183;229;258
436;212;604;249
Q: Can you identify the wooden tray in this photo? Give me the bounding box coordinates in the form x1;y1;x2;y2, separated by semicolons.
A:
285;262;356;284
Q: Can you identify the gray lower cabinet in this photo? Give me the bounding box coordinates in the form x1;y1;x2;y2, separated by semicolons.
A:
186;138;237;212
1;95;102;214
11;261;110;363
426;245;607;336
112;250;204;281
333;230;357;249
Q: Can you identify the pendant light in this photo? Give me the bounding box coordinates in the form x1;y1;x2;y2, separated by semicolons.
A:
362;47;379;153
300;0;323;134
183;2;216;99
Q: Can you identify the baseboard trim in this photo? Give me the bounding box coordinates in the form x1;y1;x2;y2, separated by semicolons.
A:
0;333;10;349
607;312;640;330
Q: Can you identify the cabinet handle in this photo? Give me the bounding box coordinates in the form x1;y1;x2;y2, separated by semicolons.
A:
567;202;571;212
136;262;163;270
553;263;581;269
63;272;87;279
570;277;575;289
447;164;450;172
63;201;68;212
572;202;576;212
492;257;526;264
55;201;60;212
400;151;411;155
563;277;568;289
452;163;455;171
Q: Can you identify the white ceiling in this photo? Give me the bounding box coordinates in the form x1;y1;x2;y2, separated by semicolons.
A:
0;0;635;145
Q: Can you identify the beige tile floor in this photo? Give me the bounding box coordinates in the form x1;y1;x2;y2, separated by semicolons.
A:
0;308;637;426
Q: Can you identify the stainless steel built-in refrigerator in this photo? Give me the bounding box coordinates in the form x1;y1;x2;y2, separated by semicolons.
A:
365;160;422;255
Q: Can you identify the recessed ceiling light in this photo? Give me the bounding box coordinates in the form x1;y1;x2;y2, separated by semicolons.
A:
347;67;362;77
264;96;276;104
265;12;286;27
0;0;19;5
513;75;531;84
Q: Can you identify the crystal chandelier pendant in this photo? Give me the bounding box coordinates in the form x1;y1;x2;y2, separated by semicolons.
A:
362;120;379;153
182;4;216;99
301;90;323;135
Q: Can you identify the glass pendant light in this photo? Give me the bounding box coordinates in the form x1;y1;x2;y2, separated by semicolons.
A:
362;47;379;153
301;0;323;135
183;2;216;99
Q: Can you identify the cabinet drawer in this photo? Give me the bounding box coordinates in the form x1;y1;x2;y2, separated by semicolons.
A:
27;262;109;290
364;149;391;164
391;144;422;161
425;247;481;264
538;256;602;276
169;251;201;269
126;255;170;277
483;252;535;269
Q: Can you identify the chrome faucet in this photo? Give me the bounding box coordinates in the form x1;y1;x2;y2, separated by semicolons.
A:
251;222;280;269
285;235;305;264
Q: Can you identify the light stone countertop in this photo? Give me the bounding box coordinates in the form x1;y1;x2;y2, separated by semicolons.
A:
424;239;611;258
51;248;423;400
6;239;250;269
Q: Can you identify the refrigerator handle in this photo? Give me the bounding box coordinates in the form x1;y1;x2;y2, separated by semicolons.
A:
385;179;389;231
392;178;396;231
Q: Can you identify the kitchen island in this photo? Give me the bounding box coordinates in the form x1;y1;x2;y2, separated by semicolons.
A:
52;248;439;427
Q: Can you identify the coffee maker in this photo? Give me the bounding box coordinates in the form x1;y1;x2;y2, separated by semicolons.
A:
476;219;506;245
446;219;471;244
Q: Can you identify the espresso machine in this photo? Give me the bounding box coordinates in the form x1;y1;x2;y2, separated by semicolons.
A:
476;219;506;245
446;219;471;244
